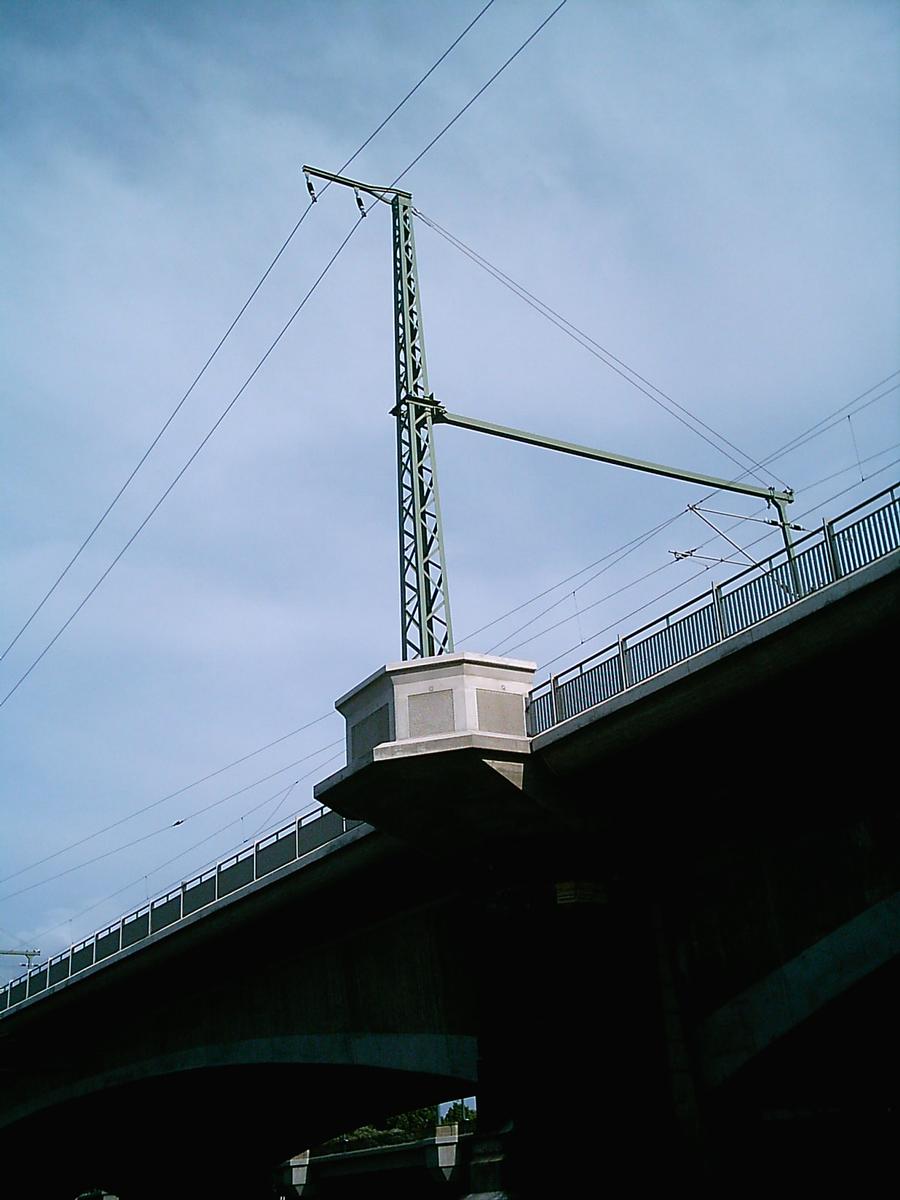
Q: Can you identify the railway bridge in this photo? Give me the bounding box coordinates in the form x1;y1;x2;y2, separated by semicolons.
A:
1;486;897;1197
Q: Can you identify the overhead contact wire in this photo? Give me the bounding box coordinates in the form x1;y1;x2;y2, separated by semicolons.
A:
0;0;568;712
0;738;344;902
0;0;500;668
0;709;339;885
414;209;780;487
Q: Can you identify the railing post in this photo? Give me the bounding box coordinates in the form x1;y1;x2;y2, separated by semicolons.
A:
711;583;725;641
822;518;841;582
618;635;631;689
550;674;560;725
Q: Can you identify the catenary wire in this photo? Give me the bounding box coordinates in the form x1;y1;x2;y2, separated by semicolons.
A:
0;0;569;713
0;222;366;710
687;378;899;511
11;455;899;956
466;372;899;649
0;709;339;885
2;0;570;942
459;509;686;642
532;454;900;672
0;0;499;668
27;752;343;947
0;738;343;903
414;208;781;488
484;512;688;653
249;779;300;842
390;1;567;188
502;445;900;661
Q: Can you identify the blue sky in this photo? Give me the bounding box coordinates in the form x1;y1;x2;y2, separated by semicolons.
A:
1;0;898;973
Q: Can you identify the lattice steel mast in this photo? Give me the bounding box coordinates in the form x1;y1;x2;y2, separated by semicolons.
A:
303;163;797;639
303;166;453;659
390;192;453;658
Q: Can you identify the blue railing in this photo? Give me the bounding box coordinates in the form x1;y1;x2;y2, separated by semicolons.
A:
0;805;363;1017
527;484;899;736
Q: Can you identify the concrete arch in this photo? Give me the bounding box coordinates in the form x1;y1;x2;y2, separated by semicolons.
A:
1;1031;478;1131
699;889;900;1087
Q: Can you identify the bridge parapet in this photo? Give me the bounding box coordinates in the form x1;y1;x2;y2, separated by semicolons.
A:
528;482;899;734
0;804;366;1019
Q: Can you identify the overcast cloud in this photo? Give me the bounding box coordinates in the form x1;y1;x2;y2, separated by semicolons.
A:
1;0;898;971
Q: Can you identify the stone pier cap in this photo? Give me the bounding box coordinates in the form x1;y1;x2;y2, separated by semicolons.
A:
315;652;535;799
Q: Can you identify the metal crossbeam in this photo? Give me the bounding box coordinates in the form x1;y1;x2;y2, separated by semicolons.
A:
433;405;799;589
433;408;793;504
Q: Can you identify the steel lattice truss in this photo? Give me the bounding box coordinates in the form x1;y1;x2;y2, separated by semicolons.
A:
392;195;454;659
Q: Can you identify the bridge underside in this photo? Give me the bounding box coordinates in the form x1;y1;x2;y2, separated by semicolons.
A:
708;950;900;1185
10;1061;475;1199
2;558;898;1196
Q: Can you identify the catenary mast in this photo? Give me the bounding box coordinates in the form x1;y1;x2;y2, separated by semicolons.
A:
303;166;454;659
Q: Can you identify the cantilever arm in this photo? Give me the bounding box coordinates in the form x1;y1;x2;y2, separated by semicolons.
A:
432;406;793;505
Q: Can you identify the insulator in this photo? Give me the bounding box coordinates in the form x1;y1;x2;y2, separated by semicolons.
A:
354;188;367;217
304;173;317;202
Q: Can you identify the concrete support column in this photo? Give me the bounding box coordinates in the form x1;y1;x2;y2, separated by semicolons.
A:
469;884;689;1197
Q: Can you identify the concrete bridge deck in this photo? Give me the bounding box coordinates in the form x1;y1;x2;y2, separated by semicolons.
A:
1;485;897;1197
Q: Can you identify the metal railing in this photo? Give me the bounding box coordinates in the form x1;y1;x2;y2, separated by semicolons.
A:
0;804;363;1017
526;483;899;736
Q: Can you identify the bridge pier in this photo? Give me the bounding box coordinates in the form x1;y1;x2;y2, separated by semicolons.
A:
4;550;898;1196
466;883;706;1196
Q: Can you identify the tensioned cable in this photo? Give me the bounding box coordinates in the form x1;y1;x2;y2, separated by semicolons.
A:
0;222;365;711
505;447;900;661
688;376;899;511
0;0;568;713
27;753;343;946
464;372;899;648
667;444;900;578
13;460;898;956
459;509;686;643
485;512;686;653
0;737;343;903
751;381;899;470
0;0;499;669
250;778;300;842
414;208;781;488
0;708;339;885
532;454;900;672
503;556;683;657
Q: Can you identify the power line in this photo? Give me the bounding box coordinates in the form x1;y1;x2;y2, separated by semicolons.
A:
0;0;569;713
533;453;900;672
27;752;342;947
0;0;499;669
0;738;343;903
0;222;366;710
391;1;568;188
0;709;338;886
688;376;899;511
414;209;781;488
465;372;899;653
485;513;686;653
460;510;686;642
505;556;682;657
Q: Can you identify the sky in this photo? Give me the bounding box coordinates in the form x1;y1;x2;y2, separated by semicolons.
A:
1;0;898;976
